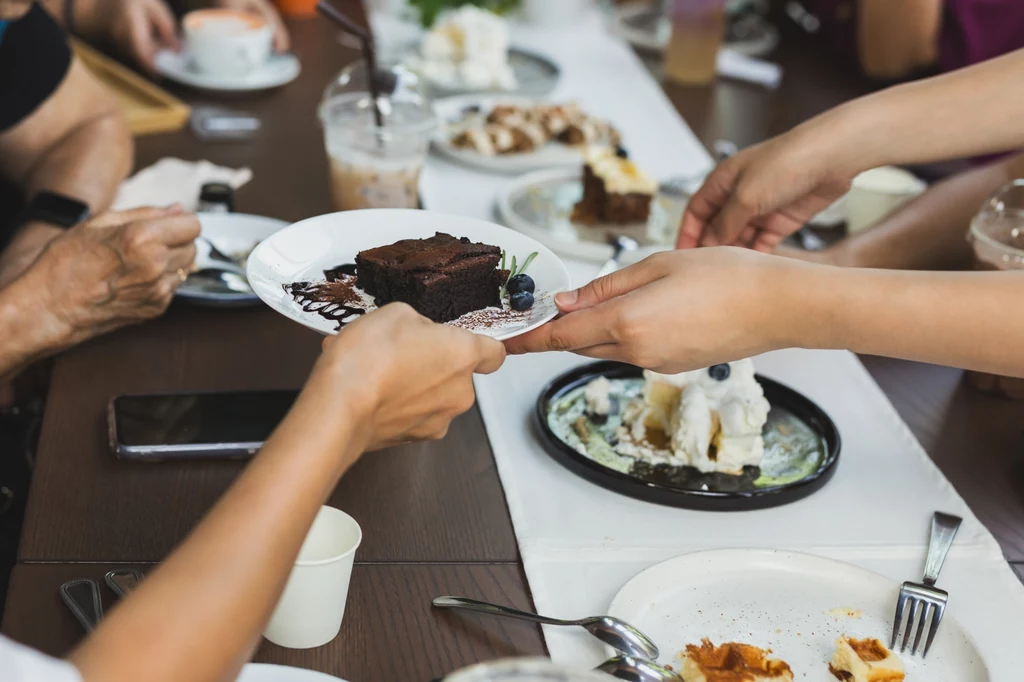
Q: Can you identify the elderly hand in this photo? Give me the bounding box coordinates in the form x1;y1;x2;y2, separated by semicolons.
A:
19;205;199;347
216;0;290;52
312;303;505;451
505;248;817;373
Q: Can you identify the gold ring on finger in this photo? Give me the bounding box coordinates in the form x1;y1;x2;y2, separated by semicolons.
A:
177;268;188;282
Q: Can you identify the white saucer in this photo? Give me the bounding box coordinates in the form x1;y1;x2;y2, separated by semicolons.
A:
236;664;347;682
154;50;300;92
246;209;571;341
608;549;989;681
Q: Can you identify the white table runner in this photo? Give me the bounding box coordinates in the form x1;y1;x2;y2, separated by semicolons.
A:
372;8;1024;679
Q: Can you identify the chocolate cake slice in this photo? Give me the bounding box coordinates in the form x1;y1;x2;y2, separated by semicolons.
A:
355;233;504;323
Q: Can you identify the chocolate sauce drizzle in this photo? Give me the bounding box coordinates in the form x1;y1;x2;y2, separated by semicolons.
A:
283;263;368;328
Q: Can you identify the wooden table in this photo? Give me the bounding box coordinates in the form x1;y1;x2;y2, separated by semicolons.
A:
4;5;1024;678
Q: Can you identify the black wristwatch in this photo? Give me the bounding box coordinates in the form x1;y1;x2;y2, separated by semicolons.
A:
16;191;91;229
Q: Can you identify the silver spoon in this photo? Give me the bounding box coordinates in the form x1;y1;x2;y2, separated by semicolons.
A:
597;234;640;278
432;596;659;660
189;268;254;294
595;656;680;682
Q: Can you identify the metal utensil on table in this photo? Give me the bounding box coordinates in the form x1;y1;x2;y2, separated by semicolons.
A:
198;236;244;268
105;569;145;598
793;227;827;251
433;596;660;660
890;511;962;657
189;268;254;294
597;235;640;278
595;656;680;681
59;579;103;632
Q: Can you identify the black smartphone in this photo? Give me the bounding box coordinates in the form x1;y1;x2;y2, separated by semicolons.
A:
108;390;299;461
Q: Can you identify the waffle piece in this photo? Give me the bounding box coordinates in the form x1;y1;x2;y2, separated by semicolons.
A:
829;637;905;682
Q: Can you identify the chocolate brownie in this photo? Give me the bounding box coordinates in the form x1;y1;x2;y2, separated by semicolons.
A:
355;233;504;323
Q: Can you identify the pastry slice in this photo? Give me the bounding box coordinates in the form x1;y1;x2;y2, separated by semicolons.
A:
680;639;793;682
829;637;905;682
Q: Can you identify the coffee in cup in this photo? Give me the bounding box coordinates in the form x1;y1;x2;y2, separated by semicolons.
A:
183;9;273;77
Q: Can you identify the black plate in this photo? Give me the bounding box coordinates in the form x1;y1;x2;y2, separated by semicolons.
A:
534;361;841;511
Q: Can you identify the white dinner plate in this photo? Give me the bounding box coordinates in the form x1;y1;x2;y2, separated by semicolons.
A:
246;209;571;340
236;663;348;682
154;50;300;92
178;213;288;307
433;95;590;174
496;168;686;264
608;549;989;681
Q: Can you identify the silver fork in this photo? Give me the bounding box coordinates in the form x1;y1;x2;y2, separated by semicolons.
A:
891;511;962;657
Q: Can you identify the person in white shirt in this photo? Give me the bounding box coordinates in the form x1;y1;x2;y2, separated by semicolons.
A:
1;303;505;682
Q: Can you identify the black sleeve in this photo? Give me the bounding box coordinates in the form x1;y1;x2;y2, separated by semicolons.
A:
0;3;72;132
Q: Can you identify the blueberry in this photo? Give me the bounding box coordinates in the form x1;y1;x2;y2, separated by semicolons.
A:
708;364;731;381
615;144;629;159
507;273;535;295
510;290;534;311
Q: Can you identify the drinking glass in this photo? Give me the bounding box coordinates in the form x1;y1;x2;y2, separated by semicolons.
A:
662;0;727;85
966;179;1024;398
319;60;436;211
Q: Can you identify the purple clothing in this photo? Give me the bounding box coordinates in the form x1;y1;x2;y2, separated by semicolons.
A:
805;0;1024;73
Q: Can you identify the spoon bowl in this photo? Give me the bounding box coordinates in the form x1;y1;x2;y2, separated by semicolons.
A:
595;656;680;682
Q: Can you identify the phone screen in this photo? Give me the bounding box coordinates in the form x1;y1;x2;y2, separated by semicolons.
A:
112;390;299;448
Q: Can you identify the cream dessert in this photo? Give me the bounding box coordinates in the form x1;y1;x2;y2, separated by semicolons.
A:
572;146;656;224
829;637;905;682
410;6;517;91
611;359;771;474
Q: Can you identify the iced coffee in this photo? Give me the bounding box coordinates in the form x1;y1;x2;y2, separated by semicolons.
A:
967;179;1024;398
319;63;436;211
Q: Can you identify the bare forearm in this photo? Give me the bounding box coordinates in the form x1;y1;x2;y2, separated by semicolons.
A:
24;110;131;214
830;159;1011;270
810;50;1024;173
0;279;67;380
37;0;112;41
857;0;941;79
71;372;369;682
798;266;1024;375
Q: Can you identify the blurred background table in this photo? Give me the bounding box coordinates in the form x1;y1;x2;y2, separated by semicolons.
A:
3;2;1023;678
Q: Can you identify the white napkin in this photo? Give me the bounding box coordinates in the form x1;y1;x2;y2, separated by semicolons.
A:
112;158;252;212
717;48;783;89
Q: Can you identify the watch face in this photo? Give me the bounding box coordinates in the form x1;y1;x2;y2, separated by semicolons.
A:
30;191;90;228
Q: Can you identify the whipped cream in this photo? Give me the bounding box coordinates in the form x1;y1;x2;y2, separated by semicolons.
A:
410;7;517;91
584;375;612;417
585;146;657;196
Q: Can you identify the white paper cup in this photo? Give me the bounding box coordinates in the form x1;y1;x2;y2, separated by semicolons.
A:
263;506;362;649
183;9;273;77
845;166;926;234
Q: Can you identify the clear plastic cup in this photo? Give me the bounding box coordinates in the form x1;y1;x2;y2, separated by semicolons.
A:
319;61;437;211
443;659;610;682
966;179;1024;398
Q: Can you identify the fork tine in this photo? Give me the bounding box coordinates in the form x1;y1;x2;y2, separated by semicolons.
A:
900;597;920;653
890;590;907;650
923;601;945;658
911;601;931;655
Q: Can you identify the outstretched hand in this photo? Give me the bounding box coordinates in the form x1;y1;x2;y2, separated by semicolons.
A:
505;249;813;373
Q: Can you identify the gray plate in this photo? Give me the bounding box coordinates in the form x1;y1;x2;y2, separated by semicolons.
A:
419;48;560;99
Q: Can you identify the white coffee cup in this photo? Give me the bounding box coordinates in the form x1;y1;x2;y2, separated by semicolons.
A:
183;9;273;77
845;166;927;233
522;0;592;27
263;506;362;649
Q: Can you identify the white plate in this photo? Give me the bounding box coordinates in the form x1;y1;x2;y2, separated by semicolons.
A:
407;46;560;99
608;549;989;681
496;168;686;264
433;95;589;174
236;664;347;682
179;213;289;307
154;50;300;92
246;209;571;340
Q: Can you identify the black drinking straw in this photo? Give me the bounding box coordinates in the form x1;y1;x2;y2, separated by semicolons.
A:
316;0;384;130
